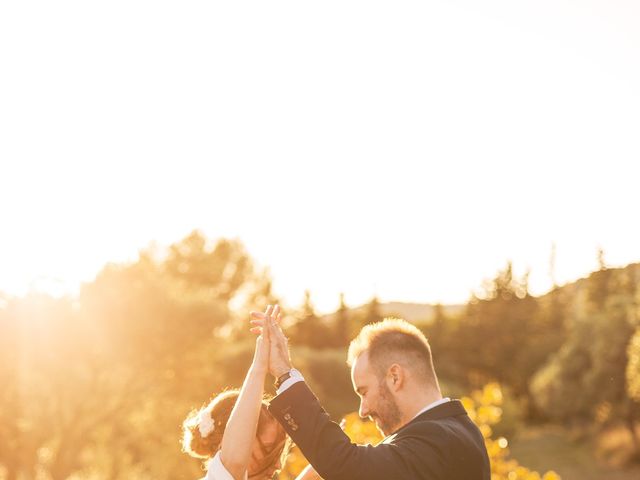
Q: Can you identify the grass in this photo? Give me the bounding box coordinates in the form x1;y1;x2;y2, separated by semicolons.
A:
508;425;640;480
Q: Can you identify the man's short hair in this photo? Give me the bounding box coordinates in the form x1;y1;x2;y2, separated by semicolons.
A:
347;318;439;387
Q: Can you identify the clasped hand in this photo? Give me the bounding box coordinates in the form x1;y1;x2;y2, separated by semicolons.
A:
250;305;292;379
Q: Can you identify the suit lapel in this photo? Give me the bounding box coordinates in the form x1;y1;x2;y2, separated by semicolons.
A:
382;399;467;442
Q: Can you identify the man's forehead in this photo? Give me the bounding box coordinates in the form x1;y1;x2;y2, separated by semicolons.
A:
351;351;372;379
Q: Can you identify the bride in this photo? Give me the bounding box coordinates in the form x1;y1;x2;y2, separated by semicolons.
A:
182;305;320;480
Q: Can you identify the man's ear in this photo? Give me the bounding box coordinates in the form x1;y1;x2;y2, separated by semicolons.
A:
387;364;404;392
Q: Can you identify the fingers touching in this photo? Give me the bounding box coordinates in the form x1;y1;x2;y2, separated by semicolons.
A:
249;304;289;351
250;304;283;334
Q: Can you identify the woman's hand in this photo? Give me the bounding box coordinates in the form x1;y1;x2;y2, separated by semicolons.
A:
250;305;291;379
219;305;276;478
250;305;277;374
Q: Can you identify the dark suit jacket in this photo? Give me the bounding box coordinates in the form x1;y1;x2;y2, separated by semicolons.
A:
269;382;490;480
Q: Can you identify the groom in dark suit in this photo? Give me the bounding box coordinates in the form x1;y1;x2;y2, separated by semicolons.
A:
252;306;490;480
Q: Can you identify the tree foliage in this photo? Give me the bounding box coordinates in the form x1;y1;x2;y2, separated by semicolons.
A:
531;262;640;448
431;263;554;407
0;231;271;480
3;232;640;478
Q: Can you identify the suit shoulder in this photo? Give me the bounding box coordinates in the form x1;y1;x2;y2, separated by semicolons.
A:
389;421;450;452
399;418;450;436
395;415;472;446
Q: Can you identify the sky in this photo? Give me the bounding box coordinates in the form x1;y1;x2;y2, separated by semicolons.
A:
1;1;639;313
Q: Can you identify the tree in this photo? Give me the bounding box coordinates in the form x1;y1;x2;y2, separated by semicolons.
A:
0;232;274;479
532;265;640;449
427;302;448;346
164;231;254;302
586;247;612;313
289;290;332;348
626;327;640;455
332;292;350;347
444;263;540;401
0;293;146;480
362;295;384;327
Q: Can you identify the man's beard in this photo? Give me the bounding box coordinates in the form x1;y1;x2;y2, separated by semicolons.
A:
373;381;402;436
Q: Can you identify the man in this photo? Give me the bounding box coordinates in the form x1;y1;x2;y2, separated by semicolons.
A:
251;305;490;480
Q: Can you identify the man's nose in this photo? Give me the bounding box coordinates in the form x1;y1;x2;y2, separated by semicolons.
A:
359;402;369;418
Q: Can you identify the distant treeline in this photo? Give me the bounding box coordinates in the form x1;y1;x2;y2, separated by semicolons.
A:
286;257;640;446
1;230;638;479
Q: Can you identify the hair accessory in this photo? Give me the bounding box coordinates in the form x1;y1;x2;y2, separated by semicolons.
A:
197;409;215;437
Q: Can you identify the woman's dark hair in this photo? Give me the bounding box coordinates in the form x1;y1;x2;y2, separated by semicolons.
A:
182;389;291;475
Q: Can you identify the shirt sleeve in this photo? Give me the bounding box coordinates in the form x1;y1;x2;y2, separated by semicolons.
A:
205;451;247;480
276;368;305;395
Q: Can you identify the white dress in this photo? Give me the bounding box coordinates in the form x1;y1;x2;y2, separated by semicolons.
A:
203;451;248;480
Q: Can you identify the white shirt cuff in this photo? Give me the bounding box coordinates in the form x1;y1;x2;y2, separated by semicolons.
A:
276;368;304;395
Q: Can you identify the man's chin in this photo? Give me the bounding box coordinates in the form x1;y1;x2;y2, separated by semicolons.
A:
372;420;388;436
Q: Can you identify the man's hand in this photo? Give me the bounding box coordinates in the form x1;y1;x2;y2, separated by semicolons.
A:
250;305;292;379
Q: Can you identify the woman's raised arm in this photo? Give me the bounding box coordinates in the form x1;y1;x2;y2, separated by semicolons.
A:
217;305;276;479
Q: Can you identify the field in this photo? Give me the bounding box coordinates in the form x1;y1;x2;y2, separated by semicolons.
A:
509;426;640;480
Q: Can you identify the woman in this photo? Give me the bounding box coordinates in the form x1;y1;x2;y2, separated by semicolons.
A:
182;305;320;480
